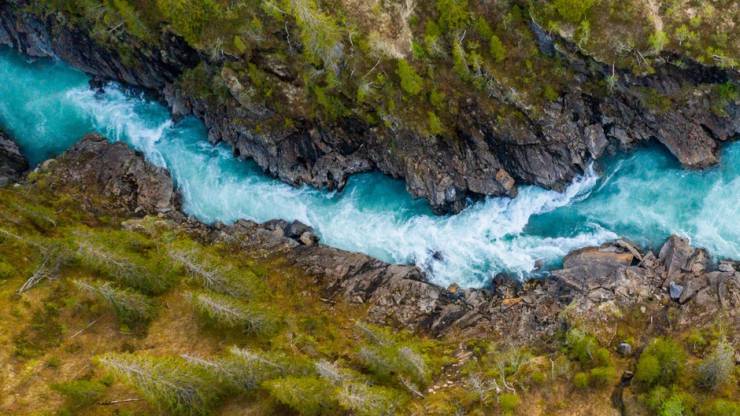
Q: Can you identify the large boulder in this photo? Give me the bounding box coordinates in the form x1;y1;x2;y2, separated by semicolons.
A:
40;134;177;215
0;129;28;186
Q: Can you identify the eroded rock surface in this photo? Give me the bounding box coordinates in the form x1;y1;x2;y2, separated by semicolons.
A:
0;128;27;186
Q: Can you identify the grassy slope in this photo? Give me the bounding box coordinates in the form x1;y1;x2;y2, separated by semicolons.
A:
0;164;737;415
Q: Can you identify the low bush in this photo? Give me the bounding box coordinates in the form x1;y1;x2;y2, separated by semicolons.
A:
0;261;14;279
51;379;106;409
635;338;686;388
397;59;424;96
499;392;520;414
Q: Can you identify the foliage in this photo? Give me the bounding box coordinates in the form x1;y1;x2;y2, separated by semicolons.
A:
264;376;338;416
76;236;178;295
635;338;686;388
51;379;106;409
552;0;596;23
435;0;470;32
156;0;221;46
74;279;155;325
702;399;740;416
649;30;669;54
499;392;520;414
285;0;344;73
337;382;404;416
96;353;224;416
489;35;507;63
171;249;260;298
189;290;279;335
397;59;423;96
428;112;443;136
0;261;14;279
695;338;735;391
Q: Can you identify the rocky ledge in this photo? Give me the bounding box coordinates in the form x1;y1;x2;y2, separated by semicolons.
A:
0;128;27;186
38;135;739;347
1;1;738;213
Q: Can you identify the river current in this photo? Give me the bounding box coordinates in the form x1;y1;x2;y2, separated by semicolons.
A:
1;47;737;287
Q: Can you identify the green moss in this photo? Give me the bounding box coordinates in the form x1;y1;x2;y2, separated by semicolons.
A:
499;392;520;414
552;0;596;23
0;261;14;279
397;59;424;96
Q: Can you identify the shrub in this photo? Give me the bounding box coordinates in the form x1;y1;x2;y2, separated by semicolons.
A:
452;40;470;80
475;16;494;39
189;291;279;336
73;280;155;325
397;59;423;95
489;35;507;63
337;382;404;416
649;30;669;54
552;0;596;23
286;0;344;73
589;366;616;387
155;0;221;46
499;392;520;414
695;338;734;391
264;376;338;416
703;399;740;416
635;338;686;387
51;379;106;409
573;371;589;389
96;353;223;416
435;0;470;32
0;261;14;279
428;112;444;135
565;329;610;367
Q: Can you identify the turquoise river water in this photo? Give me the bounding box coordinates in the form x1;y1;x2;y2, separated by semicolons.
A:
1;47;738;287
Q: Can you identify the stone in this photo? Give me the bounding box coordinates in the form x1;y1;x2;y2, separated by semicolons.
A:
298;231;318;246
669;282;684;301
617;342;633;357
659;235;694;283
718;262;735;273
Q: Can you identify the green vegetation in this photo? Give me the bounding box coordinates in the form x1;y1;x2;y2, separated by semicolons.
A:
635;337;686;388
51;379;107;410
74;279;156;326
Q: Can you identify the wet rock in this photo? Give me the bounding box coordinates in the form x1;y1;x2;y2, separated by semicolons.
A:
0;129;27;186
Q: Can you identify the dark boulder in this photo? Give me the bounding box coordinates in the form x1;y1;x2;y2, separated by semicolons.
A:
0;128;27;186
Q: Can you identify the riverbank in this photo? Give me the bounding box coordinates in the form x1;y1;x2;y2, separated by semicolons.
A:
0;129;738;415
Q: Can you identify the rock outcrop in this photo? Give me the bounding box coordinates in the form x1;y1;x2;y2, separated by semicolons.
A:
1;1;737;213
39;136;740;347
0;128;27;186
41;134;178;215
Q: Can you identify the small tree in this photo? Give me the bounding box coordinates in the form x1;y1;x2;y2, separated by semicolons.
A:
337;382;404;416
96;353;223;416
189;291;279;335
489;35;507;63
635;338;686;388
265;376;338;416
74;279;155;325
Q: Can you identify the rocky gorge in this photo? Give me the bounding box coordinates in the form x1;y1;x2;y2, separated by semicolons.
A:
1;0;737;213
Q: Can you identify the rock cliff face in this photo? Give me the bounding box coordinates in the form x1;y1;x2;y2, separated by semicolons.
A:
41;135;740;346
1;1;737;213
0;128;27;186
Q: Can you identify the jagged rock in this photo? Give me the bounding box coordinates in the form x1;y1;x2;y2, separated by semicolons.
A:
659;235;694;283
40;134;177;215
0;128;27;186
